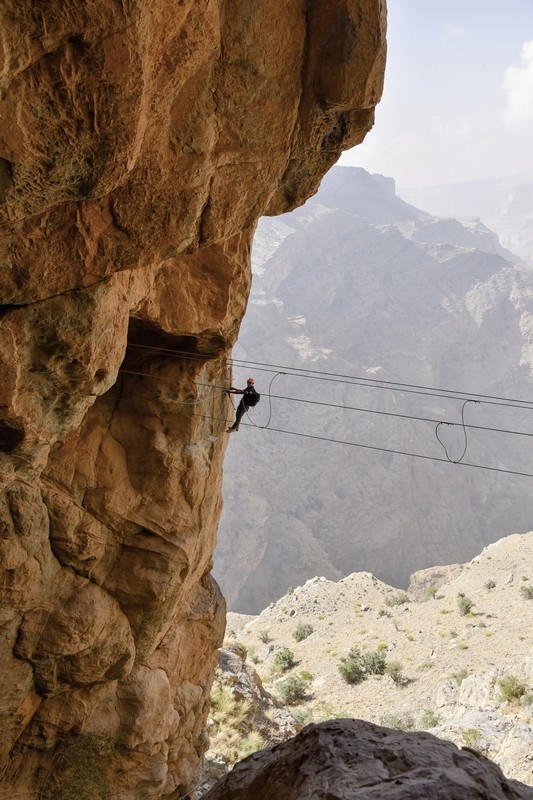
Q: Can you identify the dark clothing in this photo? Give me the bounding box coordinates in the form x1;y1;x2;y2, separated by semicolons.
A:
228;384;259;430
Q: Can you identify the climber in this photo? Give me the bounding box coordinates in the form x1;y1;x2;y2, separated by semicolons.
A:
226;377;260;432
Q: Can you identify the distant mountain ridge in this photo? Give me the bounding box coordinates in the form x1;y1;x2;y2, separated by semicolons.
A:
399;172;533;266
216;166;533;614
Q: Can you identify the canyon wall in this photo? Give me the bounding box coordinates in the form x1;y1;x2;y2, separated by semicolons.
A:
0;1;386;797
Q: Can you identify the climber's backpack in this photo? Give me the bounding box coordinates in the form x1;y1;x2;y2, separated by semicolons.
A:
245;390;260;407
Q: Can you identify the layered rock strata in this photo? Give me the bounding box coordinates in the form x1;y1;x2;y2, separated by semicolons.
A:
0;1;386;797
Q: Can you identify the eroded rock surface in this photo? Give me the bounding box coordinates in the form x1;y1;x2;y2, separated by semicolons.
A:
0;1;386;797
203;718;533;800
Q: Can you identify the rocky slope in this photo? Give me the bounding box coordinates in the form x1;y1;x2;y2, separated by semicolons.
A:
226;532;533;787
216;165;533;613
400;174;533;267
0;3;386;798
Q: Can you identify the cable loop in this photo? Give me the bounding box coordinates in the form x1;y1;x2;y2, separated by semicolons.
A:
435;400;479;463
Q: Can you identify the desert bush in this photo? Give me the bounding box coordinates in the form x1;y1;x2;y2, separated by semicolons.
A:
258;629;271;643
273;647;295;673
485;579;496;590
381;712;416;732
385;592;410;607
451;668;469;686
293;623;314;642
338;647;387;685
426;585;438;599
520;584;533;600
457;593;474;616
498;675;526;703
300;670;313;682
338;648;365;685
461;728;481;748
240;731;266;756
419;709;440;729
385;660;408;686
276;675;307;705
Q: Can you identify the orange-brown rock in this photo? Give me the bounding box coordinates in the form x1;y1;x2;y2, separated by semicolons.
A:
0;1;386;797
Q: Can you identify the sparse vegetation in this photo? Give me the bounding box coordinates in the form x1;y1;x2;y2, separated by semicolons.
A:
457;592;474;616
209;683;264;763
426;585;438;599
498;675;527;703
276;675;307;705
338;647;387;685
273;647;295;674
385;660;408;686
419;709;440;729
293;623;314;642
485;579;496;590
40;734;114;800
381;712;416;731
300;670;313;682
258;629;271;643
451;668;469;686
378;609;392;618
461;727;482;749
520;584;533;600
385;592;410;607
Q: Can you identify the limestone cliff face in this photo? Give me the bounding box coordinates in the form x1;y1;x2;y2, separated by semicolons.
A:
0;1;386;798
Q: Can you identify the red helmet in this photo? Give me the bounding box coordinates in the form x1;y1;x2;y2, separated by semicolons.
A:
247;377;255;384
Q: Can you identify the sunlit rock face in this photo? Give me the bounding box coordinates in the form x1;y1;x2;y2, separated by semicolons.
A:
0;1;385;797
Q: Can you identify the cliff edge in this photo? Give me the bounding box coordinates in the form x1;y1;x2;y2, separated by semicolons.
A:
0;1;386;798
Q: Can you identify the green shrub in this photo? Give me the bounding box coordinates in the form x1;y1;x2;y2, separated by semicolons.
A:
293;623;314;642
461;728;481;748
451;669;469;686
385;592;410;607
457;593;474;616
276;675;307;705
338;647;387;685
520;584;533;600
381;712;416;731
338;648;365;685
300;670;313;682
419;709;440;729
426;585;438;599
258;629;271;643
385;660;408;686
273;647;295;673
498;675;527;703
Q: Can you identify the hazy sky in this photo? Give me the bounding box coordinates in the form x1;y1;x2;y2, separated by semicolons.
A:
340;0;533;188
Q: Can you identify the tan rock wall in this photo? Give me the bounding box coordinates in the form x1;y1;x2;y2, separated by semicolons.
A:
0;1;386;796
